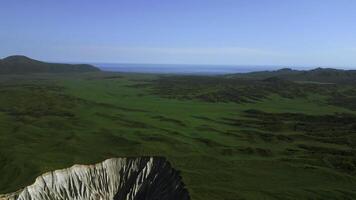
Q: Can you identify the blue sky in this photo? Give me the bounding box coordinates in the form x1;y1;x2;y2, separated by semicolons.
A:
1;0;356;67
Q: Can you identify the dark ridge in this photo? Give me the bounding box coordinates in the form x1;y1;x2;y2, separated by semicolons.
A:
0;55;100;74
2;55;36;62
227;67;356;84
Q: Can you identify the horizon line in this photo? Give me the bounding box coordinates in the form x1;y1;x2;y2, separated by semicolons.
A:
2;55;356;69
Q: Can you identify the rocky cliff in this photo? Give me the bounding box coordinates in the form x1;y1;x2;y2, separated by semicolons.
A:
0;157;189;200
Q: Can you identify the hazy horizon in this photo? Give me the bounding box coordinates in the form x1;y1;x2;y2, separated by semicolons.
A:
2;54;356;72
92;62;356;75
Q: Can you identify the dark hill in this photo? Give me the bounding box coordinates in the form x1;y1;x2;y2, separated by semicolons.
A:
228;67;356;84
0;55;100;74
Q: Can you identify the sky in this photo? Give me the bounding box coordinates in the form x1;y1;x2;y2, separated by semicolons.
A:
1;0;356;67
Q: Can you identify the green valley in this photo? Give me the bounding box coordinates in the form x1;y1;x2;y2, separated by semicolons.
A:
1;71;356;199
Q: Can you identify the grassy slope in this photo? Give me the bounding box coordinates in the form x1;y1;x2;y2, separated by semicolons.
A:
227;67;356;84
0;72;356;200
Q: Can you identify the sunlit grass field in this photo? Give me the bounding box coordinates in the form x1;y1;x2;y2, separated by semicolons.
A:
1;72;356;200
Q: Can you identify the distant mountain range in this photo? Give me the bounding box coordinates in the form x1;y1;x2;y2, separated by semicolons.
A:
228;67;356;84
1;55;355;84
0;55;100;74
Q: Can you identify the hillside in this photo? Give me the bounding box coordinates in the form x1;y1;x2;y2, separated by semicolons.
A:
228;67;356;84
0;72;356;199
0;55;100;74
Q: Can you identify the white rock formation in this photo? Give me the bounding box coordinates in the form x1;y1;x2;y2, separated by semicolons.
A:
0;157;189;200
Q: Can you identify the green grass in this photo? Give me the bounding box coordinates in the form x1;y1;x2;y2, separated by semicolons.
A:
1;72;356;200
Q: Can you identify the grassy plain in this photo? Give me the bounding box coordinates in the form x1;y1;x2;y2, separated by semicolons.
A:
1;72;356;200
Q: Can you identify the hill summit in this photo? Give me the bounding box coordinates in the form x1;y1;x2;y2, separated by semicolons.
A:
0;55;100;74
228;67;356;84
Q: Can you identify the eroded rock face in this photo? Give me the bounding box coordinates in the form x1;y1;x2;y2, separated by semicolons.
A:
0;157;190;200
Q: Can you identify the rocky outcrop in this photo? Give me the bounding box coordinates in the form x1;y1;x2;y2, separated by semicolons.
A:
0;157;189;200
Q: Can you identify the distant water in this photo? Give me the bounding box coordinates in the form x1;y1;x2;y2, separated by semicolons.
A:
92;63;296;75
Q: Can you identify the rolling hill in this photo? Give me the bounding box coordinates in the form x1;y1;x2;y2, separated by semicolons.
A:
228;67;356;84
0;55;100;74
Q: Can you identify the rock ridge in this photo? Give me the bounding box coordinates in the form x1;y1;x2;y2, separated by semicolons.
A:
0;157;189;200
